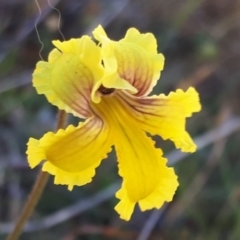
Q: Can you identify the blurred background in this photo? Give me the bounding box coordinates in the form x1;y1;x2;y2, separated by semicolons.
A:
1;0;240;239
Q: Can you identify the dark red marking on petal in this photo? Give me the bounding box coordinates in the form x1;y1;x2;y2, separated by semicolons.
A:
98;85;115;95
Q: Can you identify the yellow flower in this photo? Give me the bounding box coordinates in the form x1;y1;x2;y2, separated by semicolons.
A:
27;25;201;220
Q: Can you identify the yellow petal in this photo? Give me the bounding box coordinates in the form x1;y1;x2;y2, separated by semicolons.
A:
26;117;113;188
115;161;178;221
138;165;178;211
33;36;104;118
92;26;164;97
115;129;160;201
122;28;158;54
42;161;97;191
119;87;201;152
86;93;179;221
92;25;108;42
113;119;178;220
115;186;135;221
92;25;119;73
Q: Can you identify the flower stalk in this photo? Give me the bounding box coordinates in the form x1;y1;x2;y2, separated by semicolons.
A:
7;110;67;240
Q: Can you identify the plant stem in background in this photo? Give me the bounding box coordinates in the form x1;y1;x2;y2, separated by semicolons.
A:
6;110;67;240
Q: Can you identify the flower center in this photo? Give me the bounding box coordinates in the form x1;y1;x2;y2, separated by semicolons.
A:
98;85;115;95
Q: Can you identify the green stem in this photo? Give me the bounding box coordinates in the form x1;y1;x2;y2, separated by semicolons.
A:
7;110;67;240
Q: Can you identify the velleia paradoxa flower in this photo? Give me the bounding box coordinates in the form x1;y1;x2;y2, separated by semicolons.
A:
27;25;201;220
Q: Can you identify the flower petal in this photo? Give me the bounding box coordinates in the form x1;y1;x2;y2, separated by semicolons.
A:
92;25;164;97
115;186;135;221
115;161;178;220
26;117;113;189
33;36;104;118
122;27;158;54
89;96;178;220
113;122;178;220
138;165;178;211
42;161;97;191
119;87;201;152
